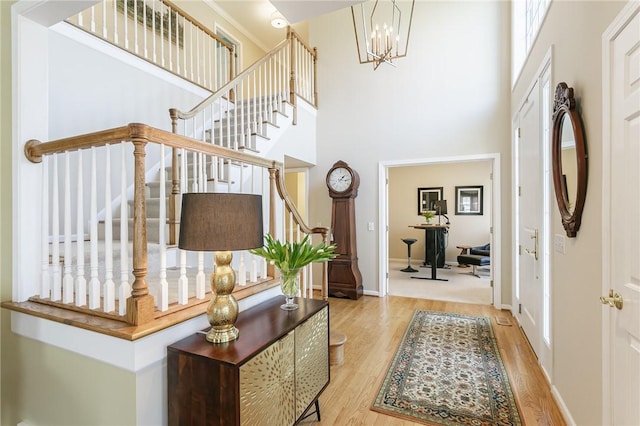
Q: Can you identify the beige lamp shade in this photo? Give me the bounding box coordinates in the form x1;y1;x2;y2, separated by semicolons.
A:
179;193;264;252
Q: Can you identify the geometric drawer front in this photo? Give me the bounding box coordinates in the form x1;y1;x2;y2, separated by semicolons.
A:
295;306;329;419
240;331;296;425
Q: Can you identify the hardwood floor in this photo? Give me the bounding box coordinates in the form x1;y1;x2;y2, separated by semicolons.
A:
303;295;566;425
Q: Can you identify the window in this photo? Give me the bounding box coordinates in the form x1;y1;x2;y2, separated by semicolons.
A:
512;0;551;84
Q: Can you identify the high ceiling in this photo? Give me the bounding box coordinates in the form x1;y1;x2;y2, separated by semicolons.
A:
211;0;362;50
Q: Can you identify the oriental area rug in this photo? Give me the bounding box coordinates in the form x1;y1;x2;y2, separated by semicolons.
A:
371;310;522;426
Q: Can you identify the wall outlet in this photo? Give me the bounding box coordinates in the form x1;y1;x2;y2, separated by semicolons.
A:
367;222;375;231
554;234;565;254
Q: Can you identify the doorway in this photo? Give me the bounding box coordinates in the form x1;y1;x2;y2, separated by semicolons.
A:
378;154;502;307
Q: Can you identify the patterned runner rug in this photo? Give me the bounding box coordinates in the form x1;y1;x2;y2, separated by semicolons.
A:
371;310;522;425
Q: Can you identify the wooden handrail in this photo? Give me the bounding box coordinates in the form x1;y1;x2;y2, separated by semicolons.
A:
270;165;331;300
25;123;285;325
163;0;234;52
169;37;290;121
169;26;316;121
25;123;274;169
67;0;235;95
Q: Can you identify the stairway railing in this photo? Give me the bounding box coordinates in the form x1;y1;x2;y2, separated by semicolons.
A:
66;0;235;93
19;123;327;331
167;26;320;286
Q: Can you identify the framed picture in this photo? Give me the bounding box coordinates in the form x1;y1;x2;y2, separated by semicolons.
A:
455;186;483;215
417;187;443;215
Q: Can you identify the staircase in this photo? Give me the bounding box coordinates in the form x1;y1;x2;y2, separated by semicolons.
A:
17;15;322;327
99;95;294;245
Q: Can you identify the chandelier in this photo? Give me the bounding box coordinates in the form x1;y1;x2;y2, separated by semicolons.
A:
351;0;415;70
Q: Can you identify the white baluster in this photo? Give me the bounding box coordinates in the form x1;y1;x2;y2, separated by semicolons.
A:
196;252;205;299
51;154;61;301
307;264;314;298
89;148;100;309
75;150;86;306
250;256;257;282
102;1;107;38
261;257;267;279
62;153;74;303
143;0;148;58
180;148;187;194
133;0;138;54
252;73;257;134
160;2;164;67
103;146;115;313
157;144;168;311
89;5;95;33
258;68;263;135
40;157;50;298
151;0;156;62
113;0;118;45
203;154;209;193
168;5;172;71
192;151;198;192
124;0;129;50
119;143;131;315
238;254;246;286
178;249;188;305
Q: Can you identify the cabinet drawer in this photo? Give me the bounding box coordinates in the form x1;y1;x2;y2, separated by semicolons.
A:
240;331;295;425
295;306;329;419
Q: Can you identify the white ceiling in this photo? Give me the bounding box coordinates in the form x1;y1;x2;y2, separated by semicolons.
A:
270;0;363;24
211;0;362;50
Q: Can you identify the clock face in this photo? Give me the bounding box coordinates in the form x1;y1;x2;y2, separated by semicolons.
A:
328;167;353;192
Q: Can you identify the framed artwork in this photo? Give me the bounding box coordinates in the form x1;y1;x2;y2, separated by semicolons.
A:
455;186;483;215
417;187;443;215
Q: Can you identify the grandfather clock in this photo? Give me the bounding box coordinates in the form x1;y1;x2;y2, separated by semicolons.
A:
326;161;363;300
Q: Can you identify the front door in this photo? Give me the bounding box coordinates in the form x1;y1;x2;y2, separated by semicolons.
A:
603;4;640;424
516;80;543;356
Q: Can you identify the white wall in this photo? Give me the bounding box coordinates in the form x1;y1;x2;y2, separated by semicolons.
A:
511;1;627;423
307;1;511;298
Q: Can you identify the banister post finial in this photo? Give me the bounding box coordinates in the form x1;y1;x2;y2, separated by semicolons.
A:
25;139;43;163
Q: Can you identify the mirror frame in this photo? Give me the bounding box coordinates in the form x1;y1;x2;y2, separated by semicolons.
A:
551;82;588;237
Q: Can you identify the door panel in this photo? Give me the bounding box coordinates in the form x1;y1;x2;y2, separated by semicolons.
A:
607;8;640;424
517;83;542;356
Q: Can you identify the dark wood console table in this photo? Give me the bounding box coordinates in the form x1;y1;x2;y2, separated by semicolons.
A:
409;223;450;282
167;297;330;425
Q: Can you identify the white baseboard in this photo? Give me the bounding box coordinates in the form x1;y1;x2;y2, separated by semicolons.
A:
551;385;576;426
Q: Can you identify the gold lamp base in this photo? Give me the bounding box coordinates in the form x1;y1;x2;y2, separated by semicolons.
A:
206;324;240;343
206;251;239;343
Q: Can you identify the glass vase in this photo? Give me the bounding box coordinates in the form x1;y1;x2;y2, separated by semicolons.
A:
280;269;300;310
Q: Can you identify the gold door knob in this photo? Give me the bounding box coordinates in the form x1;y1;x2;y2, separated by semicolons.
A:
600;289;623;310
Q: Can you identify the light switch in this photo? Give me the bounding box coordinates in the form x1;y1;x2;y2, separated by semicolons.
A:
554;234;565;254
367;222;375;231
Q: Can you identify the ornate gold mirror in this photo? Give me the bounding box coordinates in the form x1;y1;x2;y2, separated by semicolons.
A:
551;82;587;237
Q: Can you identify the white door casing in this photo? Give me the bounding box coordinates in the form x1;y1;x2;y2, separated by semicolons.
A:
602;3;640;425
516;81;543;356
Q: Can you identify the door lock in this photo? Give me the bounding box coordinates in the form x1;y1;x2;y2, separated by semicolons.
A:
600;289;623;310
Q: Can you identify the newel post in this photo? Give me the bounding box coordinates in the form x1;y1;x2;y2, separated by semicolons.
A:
168;110;181;246
126;139;155;325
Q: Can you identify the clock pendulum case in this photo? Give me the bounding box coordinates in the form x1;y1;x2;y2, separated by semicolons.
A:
326;160;363;300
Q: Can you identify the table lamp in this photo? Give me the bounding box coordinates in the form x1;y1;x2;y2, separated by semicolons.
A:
179;193;263;343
